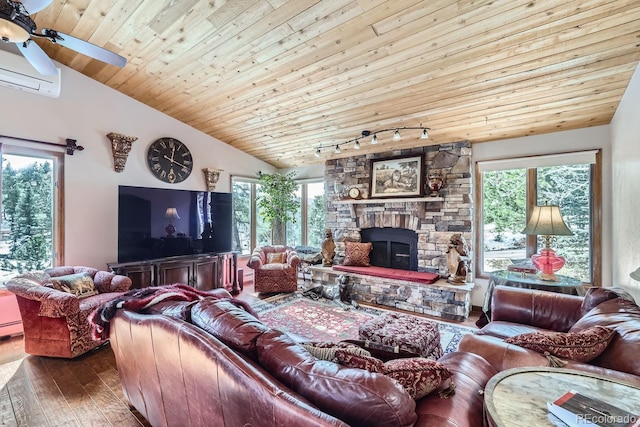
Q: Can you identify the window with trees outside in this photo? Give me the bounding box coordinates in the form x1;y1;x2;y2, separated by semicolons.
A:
232;177;325;255
477;150;601;285
0;145;63;284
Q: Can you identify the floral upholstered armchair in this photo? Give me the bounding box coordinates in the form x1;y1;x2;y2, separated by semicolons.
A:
5;266;132;358
247;245;300;293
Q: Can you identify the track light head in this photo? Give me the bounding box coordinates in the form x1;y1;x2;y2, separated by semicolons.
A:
393;130;401;141
334;145;341;154
315;147;321;157
371;134;378;144
421;128;429;139
354;140;360;149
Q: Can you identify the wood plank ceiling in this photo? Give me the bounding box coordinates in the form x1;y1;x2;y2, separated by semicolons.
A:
29;0;640;168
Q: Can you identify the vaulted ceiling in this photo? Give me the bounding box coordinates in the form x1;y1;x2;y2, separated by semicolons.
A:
26;0;640;168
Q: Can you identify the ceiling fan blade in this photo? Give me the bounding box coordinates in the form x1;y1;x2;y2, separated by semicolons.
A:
17;40;58;75
19;0;52;14
42;29;126;67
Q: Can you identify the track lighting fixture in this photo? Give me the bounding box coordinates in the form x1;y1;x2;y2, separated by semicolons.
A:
313;126;430;158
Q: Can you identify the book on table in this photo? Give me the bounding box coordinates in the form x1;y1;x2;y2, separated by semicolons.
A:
547;390;640;427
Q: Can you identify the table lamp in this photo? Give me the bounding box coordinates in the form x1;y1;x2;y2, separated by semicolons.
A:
164;207;180;237
522;204;573;281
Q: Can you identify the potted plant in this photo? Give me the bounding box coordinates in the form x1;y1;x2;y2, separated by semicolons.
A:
257;171;300;245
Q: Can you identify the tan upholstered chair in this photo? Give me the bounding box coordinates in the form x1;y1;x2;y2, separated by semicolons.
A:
247;245;300;293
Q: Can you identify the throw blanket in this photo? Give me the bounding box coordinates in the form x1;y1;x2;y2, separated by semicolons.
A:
90;284;257;340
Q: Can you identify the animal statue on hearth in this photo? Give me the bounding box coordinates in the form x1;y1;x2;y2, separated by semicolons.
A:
321;229;336;267
446;233;471;284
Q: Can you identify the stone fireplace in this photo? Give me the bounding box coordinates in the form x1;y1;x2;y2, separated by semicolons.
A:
325;142;473;279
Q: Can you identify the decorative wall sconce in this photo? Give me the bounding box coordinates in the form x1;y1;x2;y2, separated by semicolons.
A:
106;132;138;172
203;167;223;192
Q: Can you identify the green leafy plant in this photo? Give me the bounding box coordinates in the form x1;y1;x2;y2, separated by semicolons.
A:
257;172;300;245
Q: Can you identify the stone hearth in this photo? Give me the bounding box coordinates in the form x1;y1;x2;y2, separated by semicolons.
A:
325;142;473;278
310;266;473;321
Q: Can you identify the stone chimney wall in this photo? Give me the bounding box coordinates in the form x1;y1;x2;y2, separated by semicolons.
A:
324;142;473;277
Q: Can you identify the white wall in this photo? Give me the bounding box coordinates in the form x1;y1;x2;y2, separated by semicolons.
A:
471;126;613;307
611;63;640;302
0;55;275;270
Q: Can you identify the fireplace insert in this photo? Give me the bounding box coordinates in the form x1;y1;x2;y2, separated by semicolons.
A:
360;228;418;271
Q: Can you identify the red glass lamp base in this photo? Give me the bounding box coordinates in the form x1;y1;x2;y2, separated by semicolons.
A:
165;223;176;237
531;248;566;281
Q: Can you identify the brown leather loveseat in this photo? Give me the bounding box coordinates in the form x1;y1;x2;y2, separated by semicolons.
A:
459;286;640;386
109;289;497;427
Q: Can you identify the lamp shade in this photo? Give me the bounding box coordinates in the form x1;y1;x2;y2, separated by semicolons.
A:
631;267;640;282
164;207;180;220
522;205;573;236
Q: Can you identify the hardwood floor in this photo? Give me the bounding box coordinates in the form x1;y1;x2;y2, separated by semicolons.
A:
0;275;481;426
0;339;150;427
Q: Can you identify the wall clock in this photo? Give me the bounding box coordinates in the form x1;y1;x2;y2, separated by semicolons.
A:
146;137;193;183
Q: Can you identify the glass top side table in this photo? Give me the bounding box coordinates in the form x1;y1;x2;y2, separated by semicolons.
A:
484;367;640;427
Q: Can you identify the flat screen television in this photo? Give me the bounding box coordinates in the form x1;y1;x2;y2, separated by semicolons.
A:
117;185;232;263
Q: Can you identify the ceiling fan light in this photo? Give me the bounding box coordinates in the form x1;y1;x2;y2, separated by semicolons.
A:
0;18;30;43
421;129;429;139
371;134;378;144
393;130;401;141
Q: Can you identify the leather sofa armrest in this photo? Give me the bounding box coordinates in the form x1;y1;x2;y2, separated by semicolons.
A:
491;286;583;332
458;334;549;372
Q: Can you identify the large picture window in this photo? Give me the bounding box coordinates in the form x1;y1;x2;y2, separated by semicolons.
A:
232;177;325;255
476;151;601;285
0;143;64;283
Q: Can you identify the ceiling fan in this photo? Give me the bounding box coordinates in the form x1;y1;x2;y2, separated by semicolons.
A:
0;0;126;76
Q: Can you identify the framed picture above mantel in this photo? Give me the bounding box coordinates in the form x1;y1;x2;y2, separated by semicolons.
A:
369;154;425;198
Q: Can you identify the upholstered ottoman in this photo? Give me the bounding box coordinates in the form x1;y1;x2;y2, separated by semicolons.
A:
359;312;443;359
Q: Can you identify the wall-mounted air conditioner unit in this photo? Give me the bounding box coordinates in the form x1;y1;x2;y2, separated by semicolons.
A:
0;49;61;98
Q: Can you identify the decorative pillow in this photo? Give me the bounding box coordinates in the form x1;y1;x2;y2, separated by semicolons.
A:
382;358;452;400
334;350;384;373
504;325;616;362
343;241;372;267
48;272;98;299
267;252;285;264
300;341;371;361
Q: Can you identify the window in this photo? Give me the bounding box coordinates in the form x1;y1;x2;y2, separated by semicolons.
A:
232;177;325;254
477;151;601;285
0;144;63;283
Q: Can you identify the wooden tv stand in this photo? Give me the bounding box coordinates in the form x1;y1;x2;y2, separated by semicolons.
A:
107;252;240;294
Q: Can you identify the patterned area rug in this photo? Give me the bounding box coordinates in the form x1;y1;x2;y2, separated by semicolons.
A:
252;293;476;354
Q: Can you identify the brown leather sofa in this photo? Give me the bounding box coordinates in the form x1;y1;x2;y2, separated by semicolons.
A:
109;290;497;427
459;286;640;386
